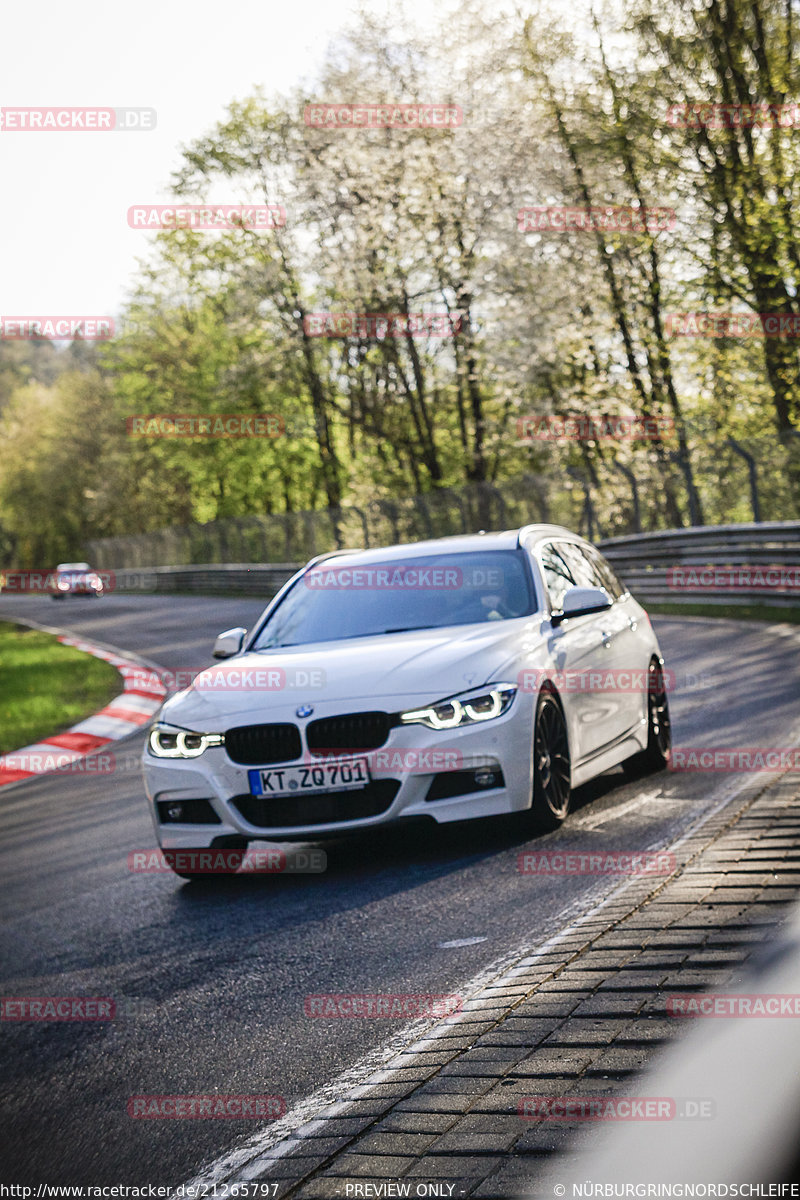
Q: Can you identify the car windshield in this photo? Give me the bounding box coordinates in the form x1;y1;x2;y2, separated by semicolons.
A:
252;550;538;649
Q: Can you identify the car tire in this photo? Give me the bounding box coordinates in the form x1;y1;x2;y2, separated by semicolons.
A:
622;658;671;777
529;690;572;831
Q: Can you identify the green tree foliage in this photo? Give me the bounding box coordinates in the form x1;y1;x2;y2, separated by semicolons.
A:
2;0;798;566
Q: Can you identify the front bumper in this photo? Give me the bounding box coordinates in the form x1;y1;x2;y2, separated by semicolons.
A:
143;699;534;848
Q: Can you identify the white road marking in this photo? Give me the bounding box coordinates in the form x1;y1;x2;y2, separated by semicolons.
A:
437;937;488;948
764;623;800;647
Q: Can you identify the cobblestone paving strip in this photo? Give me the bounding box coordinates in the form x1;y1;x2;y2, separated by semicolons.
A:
192;773;800;1198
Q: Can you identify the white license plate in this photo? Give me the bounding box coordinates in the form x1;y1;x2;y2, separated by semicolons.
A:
248;757;371;797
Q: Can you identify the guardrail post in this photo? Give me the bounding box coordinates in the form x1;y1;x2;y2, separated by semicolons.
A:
521;473;551;523
376;499;400;544
667;450;701;527
491;484;508;528
447;488;467;533
474;482;505;530
414;495;435;541
342;505;370;549
610;462;642;533
302;511;317;557
567;467;598;541
727;438;762;523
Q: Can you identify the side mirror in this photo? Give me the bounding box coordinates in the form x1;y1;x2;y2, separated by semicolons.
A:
212;627;247;659
552;586;612;626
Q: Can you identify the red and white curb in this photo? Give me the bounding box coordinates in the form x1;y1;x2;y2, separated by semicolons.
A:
0;635;166;788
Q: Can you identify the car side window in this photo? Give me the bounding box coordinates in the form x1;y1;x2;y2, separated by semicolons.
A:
539;543;578;610
582;544;626;601
557;542;606;591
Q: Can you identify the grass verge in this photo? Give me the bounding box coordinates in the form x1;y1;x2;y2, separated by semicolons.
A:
647;601;800;625
0;621;121;755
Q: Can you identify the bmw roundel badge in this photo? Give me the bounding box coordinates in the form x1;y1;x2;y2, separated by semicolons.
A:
296;704;314;718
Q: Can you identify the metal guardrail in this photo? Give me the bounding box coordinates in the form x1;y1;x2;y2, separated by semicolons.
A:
113;564;302;598
598;520;800;606
106;522;800;608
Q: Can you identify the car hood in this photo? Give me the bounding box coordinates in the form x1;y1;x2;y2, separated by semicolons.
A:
158;619;546;728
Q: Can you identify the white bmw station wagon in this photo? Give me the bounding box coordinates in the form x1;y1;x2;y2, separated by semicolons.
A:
142;526;670;876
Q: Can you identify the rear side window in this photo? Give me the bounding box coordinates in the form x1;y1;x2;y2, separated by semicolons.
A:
557;542;606;591
581;543;627;601
539;540;626;611
539;543;577;609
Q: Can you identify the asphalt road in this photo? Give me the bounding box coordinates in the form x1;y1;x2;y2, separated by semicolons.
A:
1;595;798;1186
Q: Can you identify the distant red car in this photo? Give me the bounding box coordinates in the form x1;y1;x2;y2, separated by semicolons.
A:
50;562;105;599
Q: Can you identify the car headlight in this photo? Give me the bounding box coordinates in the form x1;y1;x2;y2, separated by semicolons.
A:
400;684;517;731
148;723;225;759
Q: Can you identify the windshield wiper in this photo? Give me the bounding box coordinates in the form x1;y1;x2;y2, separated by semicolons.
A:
382;625;439;634
258;628;411;649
